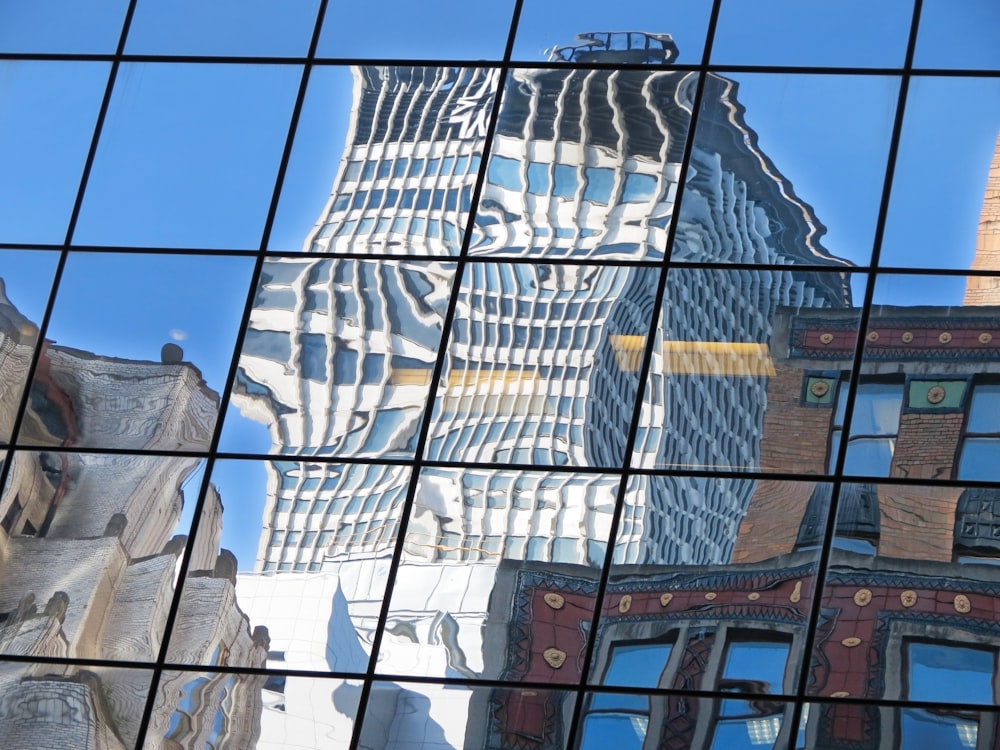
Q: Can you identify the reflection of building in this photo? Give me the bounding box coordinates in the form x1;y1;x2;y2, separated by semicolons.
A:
0;293;266;750
234;34;854;581
227;31;863;750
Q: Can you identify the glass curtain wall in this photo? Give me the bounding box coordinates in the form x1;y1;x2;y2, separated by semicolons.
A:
0;1;998;748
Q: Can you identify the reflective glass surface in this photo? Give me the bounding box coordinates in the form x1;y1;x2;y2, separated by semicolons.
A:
376;467;619;681
3;5;999;750
512;0;713;65
675;74;897;267
425;262;658;468
0;663;152;749
0;250;59;444
21;252;253;452
914;0;1000;70
879;76;1000;270
125;0;321;57
471;68;692;260
809;481;1000;707
711;0;913;67
219;257;455;457
0;0;128;53
74;63;301;250
0;449;205;660
147;670;360;749
0;61;110;245
635;268;863;473
317;0;515;61
276;65;498;256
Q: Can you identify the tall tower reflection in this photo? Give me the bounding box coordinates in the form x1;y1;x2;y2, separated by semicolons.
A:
223;31;854;750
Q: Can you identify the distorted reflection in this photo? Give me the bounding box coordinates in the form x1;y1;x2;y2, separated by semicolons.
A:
221;258;455;457
806;480;1000;746
149;671;360;750
18;252;252;452
356;681;572;750
0;663;152;750
376;469;619;681
134;29;1000;750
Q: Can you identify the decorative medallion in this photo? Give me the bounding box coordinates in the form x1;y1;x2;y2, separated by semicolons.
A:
747;592;760;601
980;332;993;344
841;637;861;648
854;588;872;606
819;332;834;345
954;594;971;614
704;592;717;601
830;691;850;698
938;332;952;343
618;595;632;614
925;386;946;405
810;380;830;398
790;581;802;603
659;593;673;607
866;331;880;342
900;590;917;607
901;331;914;343
543;593;565;610
542;648;566;669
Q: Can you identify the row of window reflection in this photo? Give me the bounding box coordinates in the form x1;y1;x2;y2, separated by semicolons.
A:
342;154;481;184
489;156;662;204
329;185;474;216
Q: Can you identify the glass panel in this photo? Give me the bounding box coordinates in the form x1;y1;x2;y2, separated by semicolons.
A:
879;76;1000;270
424;263;658;468
376;467;618;682
590;477;825;697
711;0;913;67
219;257;454;458
278;66;497;256
317;0;515;60
0;450;204;661
802;701;995;750
20;252;253;451
849;273;1000;481
0;250;59;443
0;61;110;244
268;65;355;251
914;0;1000;70
0;663;153;749
958;439;1000;481
811;481;1000;701
721;640;789;694
469;68;693;260
168;458;410;672
577;696;794;750
126;0;321;56
148;671;360;749
635;268;862;473
513;0;713;65
675;74;897;267
0;0;128;53
966;383;1000;433
356;681;571;750
908;643;993;703
74;63;301;250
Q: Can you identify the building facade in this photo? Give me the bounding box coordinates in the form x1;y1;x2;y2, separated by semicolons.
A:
0;2;998;749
